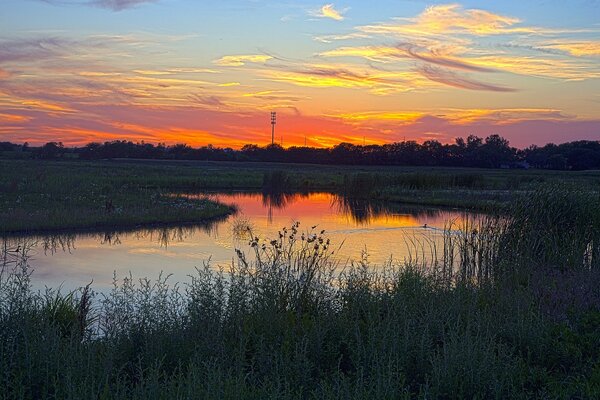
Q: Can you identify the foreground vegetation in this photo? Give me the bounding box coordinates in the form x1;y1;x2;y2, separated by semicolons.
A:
1;187;599;399
3;159;600;232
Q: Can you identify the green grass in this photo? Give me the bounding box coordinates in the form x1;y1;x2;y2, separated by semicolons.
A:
1;188;600;399
0;160;235;233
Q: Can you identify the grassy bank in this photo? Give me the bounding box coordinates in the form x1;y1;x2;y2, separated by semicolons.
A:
2;159;600;232
0;160;234;233
1;187;599;399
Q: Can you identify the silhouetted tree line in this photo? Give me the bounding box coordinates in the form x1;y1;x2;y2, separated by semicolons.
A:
2;135;600;170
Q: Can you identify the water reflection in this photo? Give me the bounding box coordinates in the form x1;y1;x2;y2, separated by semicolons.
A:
3;191;475;291
331;195;444;225
4;219;226;256
41;234;76;255
199;191;449;226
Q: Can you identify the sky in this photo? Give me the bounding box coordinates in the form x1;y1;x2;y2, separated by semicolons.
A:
1;0;600;148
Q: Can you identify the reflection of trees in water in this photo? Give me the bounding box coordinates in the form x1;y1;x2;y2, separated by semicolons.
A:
132;223;220;248
15;191;458;255
261;191;311;209
40;234;76;255
192;190;447;226
3;216;227;254
331;195;443;225
261;191;311;223
1;235;75;257
201;190;311;223
101;232;121;246
94;219;224;249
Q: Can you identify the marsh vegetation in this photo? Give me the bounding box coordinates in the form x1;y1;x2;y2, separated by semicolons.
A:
3;158;600;233
1;187;599;399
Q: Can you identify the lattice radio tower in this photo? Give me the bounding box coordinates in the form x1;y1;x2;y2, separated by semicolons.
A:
270;112;277;145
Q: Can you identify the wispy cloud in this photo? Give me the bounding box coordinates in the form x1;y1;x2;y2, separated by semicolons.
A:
260;64;426;94
0;37;67;63
465;55;600;80
332;108;569;125
320;44;495;72
540;40;600;56
314;3;600;83
357;4;539;38
214;54;273;66
91;0;156;11
37;0;157;11
188;94;226;108
311;4;346;21
417;65;516;92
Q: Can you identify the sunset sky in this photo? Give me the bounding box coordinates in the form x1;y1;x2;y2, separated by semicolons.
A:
1;0;600;148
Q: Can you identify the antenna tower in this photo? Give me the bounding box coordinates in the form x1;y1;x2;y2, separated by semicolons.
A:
270;112;277;145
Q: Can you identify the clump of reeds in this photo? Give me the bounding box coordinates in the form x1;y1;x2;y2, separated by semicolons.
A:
262;170;291;192
418;185;600;284
498;185;600;274
342;173;379;197
42;282;94;339
233;221;337;316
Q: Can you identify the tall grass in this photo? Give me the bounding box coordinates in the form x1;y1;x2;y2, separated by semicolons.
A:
262;170;291;192
1;187;600;399
498;185;600;273
342;172;485;197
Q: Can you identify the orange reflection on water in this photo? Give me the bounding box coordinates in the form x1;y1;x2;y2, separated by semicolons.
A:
208;191;465;228
12;192;476;292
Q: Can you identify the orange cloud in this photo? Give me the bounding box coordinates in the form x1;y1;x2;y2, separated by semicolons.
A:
331;111;424;125
0;68;12;79
436;108;570;124
261;65;431;94
20;100;75;113
331;108;569;127
0;113;30;123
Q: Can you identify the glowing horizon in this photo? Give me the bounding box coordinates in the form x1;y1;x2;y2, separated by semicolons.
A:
1;1;600;149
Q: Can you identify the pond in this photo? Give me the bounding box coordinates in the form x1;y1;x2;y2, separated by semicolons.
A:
2;192;477;291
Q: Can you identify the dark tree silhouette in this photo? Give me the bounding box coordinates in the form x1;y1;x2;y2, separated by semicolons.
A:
5;135;600;170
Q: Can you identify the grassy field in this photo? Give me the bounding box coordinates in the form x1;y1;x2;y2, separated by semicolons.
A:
0;160;236;233
2;159;600;233
1;187;599;399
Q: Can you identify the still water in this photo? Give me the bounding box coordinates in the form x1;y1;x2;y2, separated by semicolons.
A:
4;192;475;291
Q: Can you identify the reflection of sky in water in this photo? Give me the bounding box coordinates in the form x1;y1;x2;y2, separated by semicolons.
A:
4;192;476;292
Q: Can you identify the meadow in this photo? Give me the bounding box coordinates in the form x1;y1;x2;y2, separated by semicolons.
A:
1;186;599;399
2;158;600;233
